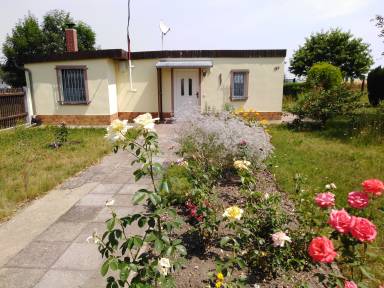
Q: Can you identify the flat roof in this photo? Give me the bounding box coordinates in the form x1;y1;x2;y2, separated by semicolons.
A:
23;49;286;64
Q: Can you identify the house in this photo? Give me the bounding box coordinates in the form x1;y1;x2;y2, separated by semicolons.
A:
23;28;286;125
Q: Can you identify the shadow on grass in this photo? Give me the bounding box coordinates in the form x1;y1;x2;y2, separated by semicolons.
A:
284;109;384;146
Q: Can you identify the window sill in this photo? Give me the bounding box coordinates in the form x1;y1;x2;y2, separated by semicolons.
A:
58;101;91;105
230;98;248;102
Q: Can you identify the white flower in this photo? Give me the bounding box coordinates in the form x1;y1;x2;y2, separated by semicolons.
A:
271;231;292;247
175;158;188;167
134;113;159;131
157;257;171;276
233;160;251;171
105;119;132;143
222;206;244;221
263;193;270;200
325;183;337;190
105;199;115;207
86;231;101;245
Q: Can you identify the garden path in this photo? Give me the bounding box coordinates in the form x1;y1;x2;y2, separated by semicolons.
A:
0;124;179;288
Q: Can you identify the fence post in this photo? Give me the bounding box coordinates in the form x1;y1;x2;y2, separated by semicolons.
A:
24;71;34;124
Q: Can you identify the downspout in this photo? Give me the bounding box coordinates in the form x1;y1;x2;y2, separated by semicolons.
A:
13;60;35;124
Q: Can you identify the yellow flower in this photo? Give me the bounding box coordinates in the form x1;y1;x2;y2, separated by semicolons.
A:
234;160;251;171
215;281;223;288
260;119;268;126
223;206;244;220
217;272;224;281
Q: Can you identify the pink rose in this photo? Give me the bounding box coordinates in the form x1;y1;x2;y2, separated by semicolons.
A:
328;209;352;234
362;179;384;196
308;236;337;263
347;191;369;209
315;192;335;208
344;280;358;288
350;216;377;243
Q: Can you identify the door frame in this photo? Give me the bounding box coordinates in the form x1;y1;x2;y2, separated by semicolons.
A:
171;68;201;117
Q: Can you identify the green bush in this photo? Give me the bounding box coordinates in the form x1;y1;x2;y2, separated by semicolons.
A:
289;86;361;124
306;62;343;90
163;164;192;204
283;82;306;100
367;66;384;106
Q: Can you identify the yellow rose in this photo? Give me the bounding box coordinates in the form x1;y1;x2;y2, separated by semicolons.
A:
223;206;244;220
217;272;224;281
234;160;251;171
215;281;223;288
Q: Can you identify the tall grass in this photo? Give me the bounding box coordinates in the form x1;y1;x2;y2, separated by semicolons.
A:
0;126;109;220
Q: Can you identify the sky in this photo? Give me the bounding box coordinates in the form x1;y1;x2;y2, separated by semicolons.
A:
0;0;383;77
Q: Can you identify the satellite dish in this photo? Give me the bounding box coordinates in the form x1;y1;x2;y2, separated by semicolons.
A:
159;20;171;50
159;21;171;34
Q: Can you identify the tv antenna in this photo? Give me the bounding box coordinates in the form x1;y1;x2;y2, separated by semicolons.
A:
159;21;171;50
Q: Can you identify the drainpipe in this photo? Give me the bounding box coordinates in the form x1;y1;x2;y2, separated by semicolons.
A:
13;60;35;124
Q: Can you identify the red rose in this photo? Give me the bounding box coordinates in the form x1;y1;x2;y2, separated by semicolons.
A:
308;236;337;263
315;192;335;208
362;179;384;196
350;216;377;242
328;209;352;234
347;191;369;209
344;280;357;288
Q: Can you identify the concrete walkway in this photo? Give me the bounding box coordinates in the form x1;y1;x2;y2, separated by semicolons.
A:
0;125;179;288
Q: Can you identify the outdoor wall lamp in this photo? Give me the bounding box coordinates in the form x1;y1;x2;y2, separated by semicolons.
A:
202;69;208;77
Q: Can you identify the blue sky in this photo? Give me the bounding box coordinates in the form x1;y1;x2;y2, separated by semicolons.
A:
1;0;383;76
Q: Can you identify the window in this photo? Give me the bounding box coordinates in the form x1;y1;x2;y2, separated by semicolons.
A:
56;66;89;104
181;79;185;96
230;70;249;101
188;78;192;96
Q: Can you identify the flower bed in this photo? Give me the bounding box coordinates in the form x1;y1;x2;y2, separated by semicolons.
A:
91;113;383;288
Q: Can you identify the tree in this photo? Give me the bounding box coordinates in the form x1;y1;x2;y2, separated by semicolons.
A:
289;29;373;80
2;10;96;87
373;15;384;55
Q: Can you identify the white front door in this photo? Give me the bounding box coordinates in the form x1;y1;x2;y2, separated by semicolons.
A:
173;69;199;117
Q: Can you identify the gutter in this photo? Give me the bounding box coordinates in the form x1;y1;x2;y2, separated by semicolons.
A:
12;60;35;123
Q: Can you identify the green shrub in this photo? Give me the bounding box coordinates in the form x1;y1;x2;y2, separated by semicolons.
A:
164;164;192;204
367;66;384;106
289;86;361;124
306;62;343;90
283;82;306;100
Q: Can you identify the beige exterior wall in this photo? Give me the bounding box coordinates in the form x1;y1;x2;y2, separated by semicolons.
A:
115;59;172;113
25;59;115;116
201;57;284;113
26;56;284;121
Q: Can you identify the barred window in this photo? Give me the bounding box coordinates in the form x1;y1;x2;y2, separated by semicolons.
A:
230;70;249;101
56;66;89;104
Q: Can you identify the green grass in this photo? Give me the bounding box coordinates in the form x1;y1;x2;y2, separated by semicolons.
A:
0;126;110;220
267;115;384;283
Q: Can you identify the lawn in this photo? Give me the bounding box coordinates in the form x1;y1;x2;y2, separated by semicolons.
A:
0;126;110;220
267;115;384;283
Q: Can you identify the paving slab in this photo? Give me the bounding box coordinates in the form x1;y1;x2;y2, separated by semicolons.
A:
118;183;152;195
34;270;94;288
93;205;146;223
76;194;113;207
6;241;70;269
52;243;102;271
58;206;103;223
0;268;46;288
74;222;107;244
36;222;88;242
89;183;123;194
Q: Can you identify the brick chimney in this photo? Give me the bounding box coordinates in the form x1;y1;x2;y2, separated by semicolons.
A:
65;28;78;52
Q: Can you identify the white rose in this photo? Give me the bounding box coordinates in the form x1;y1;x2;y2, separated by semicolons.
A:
134;113;159;131
271;231;292;247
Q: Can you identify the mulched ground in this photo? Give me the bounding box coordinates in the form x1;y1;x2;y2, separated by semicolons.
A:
172;169;328;288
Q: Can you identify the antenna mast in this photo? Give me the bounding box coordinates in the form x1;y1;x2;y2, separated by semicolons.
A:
127;0;134;90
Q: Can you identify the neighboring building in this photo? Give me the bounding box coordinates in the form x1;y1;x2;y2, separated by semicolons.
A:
23;28;286;125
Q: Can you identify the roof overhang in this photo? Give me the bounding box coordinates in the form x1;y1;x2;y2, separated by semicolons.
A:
155;59;213;69
23;49;286;64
